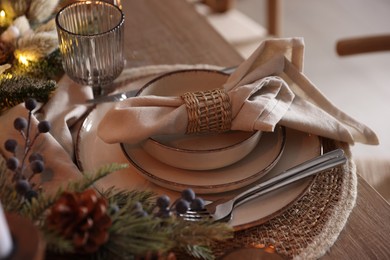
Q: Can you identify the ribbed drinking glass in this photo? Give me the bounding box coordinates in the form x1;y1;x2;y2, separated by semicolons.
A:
56;1;125;97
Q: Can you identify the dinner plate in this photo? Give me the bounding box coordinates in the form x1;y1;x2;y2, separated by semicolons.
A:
121;126;285;193
76;108;320;230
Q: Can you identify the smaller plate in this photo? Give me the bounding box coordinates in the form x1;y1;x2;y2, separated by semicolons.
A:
121;126;285;194
136;69;263;170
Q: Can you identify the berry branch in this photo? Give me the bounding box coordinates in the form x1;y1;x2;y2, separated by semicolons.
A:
3;98;51;200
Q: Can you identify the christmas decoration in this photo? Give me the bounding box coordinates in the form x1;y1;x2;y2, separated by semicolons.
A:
0;0;63;112
46;189;112;254
0;99;233;259
3;98;51;200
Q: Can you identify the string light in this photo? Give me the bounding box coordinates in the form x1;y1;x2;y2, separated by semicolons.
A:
17;55;29;66
0;10;7;27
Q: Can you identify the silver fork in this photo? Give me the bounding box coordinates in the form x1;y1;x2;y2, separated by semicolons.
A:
181;148;347;222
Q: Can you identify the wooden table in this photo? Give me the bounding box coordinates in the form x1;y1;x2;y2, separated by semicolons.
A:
122;1;390;258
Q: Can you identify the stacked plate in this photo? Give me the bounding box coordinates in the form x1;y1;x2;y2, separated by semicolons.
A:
120;70;286;193
76;69;321;229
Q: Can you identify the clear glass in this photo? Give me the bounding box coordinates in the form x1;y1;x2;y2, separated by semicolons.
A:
56;1;125;97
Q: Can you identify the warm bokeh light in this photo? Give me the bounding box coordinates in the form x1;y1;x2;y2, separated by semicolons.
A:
0;10;5;18
17;55;29;66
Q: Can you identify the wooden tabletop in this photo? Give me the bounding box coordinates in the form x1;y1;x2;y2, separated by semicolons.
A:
122;1;390;259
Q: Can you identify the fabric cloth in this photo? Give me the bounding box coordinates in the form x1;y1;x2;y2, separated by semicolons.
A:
97;38;379;146
0;105;81;195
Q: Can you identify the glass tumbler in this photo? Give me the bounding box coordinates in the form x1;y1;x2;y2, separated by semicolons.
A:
56;1;125;97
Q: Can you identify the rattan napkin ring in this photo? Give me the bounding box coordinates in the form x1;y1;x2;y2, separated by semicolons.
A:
181;88;232;134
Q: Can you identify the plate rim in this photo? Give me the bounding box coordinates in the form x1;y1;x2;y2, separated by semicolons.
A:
120;126;286;193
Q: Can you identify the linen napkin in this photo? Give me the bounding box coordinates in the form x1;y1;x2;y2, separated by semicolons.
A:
97;38;379;146
38;64;222;157
0;104;81;195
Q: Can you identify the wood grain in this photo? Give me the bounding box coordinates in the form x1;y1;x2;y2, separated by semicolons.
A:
122;0;390;258
122;0;243;68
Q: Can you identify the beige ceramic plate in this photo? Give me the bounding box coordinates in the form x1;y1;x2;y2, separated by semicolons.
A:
121;126;285;193
137;69;262;170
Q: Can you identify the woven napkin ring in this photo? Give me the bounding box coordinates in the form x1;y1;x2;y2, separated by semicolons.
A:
181;88;232;134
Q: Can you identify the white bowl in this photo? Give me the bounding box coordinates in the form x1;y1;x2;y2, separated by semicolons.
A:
137;69;262;170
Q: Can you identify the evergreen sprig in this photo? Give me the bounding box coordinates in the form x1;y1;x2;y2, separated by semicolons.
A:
0;157;24;211
11;50;64;80
0;50;64;112
0;156;233;259
19;163;129;222
0;74;56;111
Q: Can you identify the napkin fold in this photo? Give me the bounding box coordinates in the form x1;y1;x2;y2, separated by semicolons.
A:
0;104;81;195
97;38;379;146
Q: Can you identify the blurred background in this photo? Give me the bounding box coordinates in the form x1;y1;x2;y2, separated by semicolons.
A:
196;0;390;200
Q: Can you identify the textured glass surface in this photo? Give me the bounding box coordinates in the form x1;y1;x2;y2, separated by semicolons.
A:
56;1;124;95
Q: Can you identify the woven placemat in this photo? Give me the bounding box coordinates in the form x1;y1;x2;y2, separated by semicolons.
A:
213;139;357;260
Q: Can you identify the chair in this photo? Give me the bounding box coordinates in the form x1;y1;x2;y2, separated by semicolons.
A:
336;34;390;56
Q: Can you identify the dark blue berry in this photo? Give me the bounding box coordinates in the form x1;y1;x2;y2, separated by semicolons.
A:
14;117;27;131
6;157;19;170
4;139;17;153
37;121;51;133
25;190;38;201
28;152;43;163
15;179;31;194
175;199;190;214
155;208;171;218
181;188;195;202
190;197;205;211
134;209;148;217
156;195;170;209
30;160;44;173
25;98;37;111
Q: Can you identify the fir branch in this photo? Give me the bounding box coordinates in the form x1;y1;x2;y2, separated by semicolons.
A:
0;74;56;111
104;216;175;258
172;220;233;259
68;163;129;192
173;221;233;246
40;228;74;254
20;163;129;221
184;245;215;260
101;187;156;210
0;156;24;211
12;49;64;80
106;189;173;256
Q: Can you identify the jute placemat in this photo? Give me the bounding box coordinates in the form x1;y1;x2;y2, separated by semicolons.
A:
213;139;357;260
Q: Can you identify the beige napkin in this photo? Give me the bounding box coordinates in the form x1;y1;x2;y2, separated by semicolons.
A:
38;75;93;157
98;38;379;146
38;64;223;157
0;105;81;195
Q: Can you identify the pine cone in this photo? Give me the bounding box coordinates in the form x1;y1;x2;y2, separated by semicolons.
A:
46;189;112;254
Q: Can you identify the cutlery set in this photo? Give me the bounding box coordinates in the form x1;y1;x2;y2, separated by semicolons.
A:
181;148;347;222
